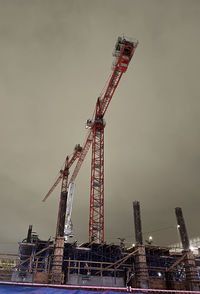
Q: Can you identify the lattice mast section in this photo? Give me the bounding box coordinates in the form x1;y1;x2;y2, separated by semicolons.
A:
89;122;105;242
89;37;138;243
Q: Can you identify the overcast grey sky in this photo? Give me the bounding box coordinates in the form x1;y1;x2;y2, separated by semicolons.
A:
0;0;200;252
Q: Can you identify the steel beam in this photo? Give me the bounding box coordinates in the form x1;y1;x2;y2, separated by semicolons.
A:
26;225;32;243
175;207;189;250
133;201;143;245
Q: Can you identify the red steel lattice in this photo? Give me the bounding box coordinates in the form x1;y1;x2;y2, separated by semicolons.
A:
89;123;104;242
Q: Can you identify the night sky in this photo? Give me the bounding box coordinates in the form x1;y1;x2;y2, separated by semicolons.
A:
0;0;200;253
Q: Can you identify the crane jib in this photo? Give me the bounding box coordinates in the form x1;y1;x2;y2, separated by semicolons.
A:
96;42;136;119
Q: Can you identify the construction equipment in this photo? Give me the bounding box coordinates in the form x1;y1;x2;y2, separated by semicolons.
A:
43;36;138;244
42;144;82;238
70;36;138;243
64;182;75;241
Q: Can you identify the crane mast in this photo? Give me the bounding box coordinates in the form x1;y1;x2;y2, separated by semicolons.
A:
88;37;138;243
64;182;75;241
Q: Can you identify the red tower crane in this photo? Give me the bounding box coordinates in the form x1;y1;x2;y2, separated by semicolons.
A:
42;144;82;238
70;37;138;243
43;36;138;245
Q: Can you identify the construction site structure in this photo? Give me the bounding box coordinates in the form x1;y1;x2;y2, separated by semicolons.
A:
132;201;149;289
175;207;199;291
10;37;198;291
7;205;200;291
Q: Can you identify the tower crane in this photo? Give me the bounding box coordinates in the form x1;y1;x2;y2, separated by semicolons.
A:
70;36;138;243
43;36;138;245
42;144;82;238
